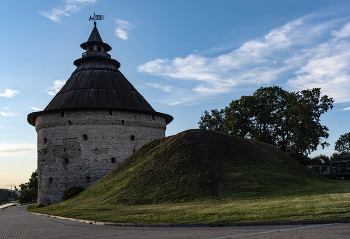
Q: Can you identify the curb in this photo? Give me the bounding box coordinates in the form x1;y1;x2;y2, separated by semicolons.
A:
25;208;350;227
26;211;107;226
1;203;18;210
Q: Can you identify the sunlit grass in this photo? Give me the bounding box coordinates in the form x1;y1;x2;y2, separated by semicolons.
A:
28;181;350;224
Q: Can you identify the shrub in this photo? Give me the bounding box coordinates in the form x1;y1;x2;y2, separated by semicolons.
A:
19;188;37;203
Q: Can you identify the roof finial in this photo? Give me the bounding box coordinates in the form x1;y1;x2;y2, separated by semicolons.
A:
89;12;104;25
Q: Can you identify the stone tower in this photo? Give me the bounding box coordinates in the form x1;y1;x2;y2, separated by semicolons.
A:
27;22;173;206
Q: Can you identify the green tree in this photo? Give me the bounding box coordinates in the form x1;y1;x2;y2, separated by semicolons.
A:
19;170;38;203
311;154;330;161
285;88;333;162
335;132;350;153
0;189;19;204
224;86;291;146
199;108;228;132
199;86;334;164
309;154;330;165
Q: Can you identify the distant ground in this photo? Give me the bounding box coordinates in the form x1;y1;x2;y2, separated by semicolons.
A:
28;129;350;223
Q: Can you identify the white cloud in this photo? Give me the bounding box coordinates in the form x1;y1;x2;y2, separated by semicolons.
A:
287;25;350;103
0;89;19;98
40;0;97;23
115;19;135;40
45;80;66;95
40;9;69;22
146;82;172;92
331;22;350;38
342;107;350;111
0;143;36;156
4;107;8;110
138;15;350;105
0;112;16;117
30;107;41;111
138;18;307;104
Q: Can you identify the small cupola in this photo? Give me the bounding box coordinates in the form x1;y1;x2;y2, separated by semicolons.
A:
81;21;111;52
79;22;112;61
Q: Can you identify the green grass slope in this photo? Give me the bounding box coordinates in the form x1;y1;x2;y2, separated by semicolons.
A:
58;129;328;206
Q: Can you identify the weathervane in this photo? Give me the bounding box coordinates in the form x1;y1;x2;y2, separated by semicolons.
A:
89;12;104;25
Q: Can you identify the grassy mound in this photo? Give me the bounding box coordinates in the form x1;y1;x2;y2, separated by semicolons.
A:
30;129;350;223
54;129;327;206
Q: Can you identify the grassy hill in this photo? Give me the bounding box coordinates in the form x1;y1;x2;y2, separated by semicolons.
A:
70;129;326;205
29;129;350;223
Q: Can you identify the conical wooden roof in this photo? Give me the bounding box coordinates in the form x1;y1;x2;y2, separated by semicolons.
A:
80;24;111;52
28;25;173;126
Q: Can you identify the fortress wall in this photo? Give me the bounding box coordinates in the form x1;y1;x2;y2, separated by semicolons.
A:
35;109;166;206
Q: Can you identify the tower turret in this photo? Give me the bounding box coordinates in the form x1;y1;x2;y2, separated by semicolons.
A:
28;19;173;206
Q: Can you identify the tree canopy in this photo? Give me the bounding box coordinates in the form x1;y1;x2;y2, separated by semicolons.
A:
199;86;334;164
335;132;350;153
0;189;19;204
19;170;38;203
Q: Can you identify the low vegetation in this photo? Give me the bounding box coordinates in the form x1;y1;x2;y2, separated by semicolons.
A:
0;189;18;204
19;170;38;203
28;129;350;223
28;185;350;223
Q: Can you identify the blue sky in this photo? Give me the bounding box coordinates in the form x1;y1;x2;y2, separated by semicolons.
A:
2;0;350;189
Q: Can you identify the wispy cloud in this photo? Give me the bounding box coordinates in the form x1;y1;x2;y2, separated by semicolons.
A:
146;82;172;92
0;112;17;117
342;107;350;111
0;143;36;156
40;0;98;23
4;107;9;110
30;107;41;111
139;14;350;105
0;89;19;98
287;22;350;103
115;19;135;40
45;80;66;95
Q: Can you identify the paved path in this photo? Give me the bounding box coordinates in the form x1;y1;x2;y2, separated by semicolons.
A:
1;205;350;238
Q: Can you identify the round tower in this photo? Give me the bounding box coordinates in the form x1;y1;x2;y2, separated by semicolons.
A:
27;22;173;206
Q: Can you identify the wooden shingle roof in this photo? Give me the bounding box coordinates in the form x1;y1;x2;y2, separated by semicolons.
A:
80;25;111;52
28;25;173;126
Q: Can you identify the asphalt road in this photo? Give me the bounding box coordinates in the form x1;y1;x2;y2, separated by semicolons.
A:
1;205;350;238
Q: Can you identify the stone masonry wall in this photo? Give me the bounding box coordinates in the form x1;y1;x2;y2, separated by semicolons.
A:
35;109;166;206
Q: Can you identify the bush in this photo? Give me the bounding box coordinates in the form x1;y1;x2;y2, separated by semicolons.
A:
19;188;37;203
62;186;85;201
